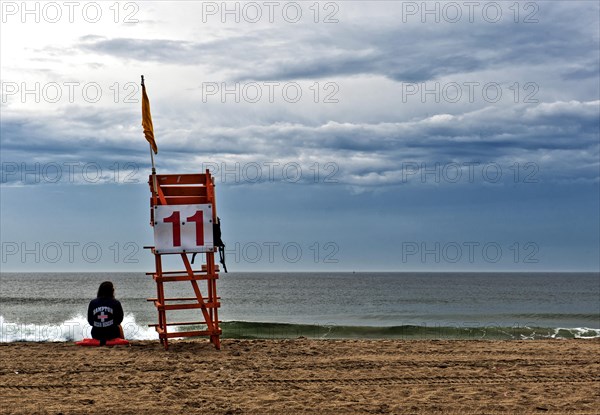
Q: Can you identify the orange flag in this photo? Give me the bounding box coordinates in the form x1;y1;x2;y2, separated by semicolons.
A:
141;76;157;154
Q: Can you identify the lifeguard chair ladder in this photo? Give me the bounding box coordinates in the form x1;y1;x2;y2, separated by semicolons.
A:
145;170;221;350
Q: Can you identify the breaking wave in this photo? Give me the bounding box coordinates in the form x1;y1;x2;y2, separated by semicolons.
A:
0;314;157;342
2;316;598;342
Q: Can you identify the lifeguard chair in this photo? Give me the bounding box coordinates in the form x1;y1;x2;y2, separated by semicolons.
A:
145;170;222;350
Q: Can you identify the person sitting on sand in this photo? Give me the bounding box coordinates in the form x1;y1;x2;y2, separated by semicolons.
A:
87;281;124;344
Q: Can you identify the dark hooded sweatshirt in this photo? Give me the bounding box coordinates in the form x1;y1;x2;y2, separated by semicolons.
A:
87;297;124;341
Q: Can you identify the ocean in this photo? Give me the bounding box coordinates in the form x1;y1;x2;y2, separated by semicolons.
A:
1;272;598;342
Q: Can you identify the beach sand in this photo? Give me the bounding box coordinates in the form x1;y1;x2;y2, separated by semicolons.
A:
0;339;598;414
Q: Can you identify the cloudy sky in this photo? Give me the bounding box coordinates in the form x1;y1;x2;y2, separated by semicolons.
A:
1;1;598;272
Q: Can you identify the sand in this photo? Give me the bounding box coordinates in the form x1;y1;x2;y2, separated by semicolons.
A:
0;339;598;414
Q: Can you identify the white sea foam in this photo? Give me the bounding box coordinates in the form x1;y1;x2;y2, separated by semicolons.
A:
0;314;157;342
516;326;600;340
549;327;600;339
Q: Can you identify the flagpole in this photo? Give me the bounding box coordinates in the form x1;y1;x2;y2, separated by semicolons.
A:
149;142;156;172
150;142;158;197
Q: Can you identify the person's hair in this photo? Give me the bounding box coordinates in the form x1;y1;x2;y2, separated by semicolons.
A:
97;281;115;299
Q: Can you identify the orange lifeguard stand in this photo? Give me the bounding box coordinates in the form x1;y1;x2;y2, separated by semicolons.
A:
145;170;221;350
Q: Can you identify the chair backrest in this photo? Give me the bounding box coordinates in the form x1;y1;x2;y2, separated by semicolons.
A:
149;170;216;225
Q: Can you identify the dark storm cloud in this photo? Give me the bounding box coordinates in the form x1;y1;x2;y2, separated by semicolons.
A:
75;2;598;84
77;33;264;67
76;30;486;82
2;100;598;186
3;2;598;188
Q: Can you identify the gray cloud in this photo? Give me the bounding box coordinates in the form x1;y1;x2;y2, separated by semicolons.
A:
74;2;598;85
3;2;598;189
2;100;598;188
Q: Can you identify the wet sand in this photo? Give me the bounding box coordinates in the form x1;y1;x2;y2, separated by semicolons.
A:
0;339;598;414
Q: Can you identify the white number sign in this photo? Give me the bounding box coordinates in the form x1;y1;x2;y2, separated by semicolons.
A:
153;204;214;254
